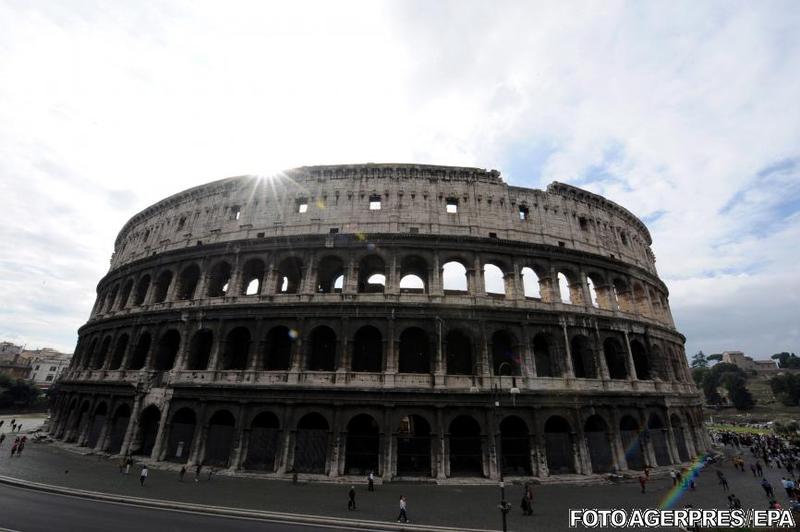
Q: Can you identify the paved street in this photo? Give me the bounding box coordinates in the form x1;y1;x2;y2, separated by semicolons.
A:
0;434;797;531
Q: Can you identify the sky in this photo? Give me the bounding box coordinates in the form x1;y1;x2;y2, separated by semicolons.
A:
1;0;798;360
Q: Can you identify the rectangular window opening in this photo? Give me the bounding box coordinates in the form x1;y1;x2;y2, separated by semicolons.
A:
446;197;458;214
409;227;419;234
489;232;498;239
519;205;529;220
297;199;308;214
579;217;588;230
329;227;339;234
369;194;382;210
230;206;241;221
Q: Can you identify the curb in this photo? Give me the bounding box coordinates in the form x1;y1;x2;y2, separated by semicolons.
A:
0;475;498;532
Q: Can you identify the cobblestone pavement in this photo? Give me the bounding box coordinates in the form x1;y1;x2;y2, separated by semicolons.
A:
0;424;795;531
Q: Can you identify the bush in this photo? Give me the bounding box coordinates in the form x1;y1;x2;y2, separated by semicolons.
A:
0;373;42;409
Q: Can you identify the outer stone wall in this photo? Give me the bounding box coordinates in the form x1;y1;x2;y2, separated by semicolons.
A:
53;163;707;481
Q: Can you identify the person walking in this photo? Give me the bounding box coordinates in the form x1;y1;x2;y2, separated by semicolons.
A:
756;461;764;477
10;440;18;457
761;477;774;499
719;472;729;492
348;486;357;510
638;474;647;494
750;463;757;477
125;456;132;475
179;466;186;482
16;438;25;456
397;495;409;523
524;483;534;516
140;465;149;486
368;471;375;492
670;469;677;486
194;462;202;482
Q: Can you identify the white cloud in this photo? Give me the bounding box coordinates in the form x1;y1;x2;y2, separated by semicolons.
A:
0;1;798;358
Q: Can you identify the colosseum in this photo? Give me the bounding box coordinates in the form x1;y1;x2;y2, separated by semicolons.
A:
52;163;708;482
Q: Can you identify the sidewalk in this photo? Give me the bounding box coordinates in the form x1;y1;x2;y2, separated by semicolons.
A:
0;435;795;531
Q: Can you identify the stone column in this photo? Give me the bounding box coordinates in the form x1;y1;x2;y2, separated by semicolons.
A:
436;407;447;479
150;400;172;461
300;251;316;295
478;322;490;378
95;396;116;452
593;322;610;380
119;394;143;457
579;271;593;308
430;253;443;296
344;257;358;294
173;321;194;370
386;252;399;295
609;408;627;471
521;325;535;380
434;316;445;387
229;404;248;469
249;320;268;370
207;323;225;371
384;317;397;386
473;255;485;296
561;320;575;378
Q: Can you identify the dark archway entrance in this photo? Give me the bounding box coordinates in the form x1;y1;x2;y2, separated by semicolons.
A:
186;329;213;370
221;327;250;370
136;405;161;457
86;402;108;448
396;415;431;477
544;416;575;474
492;330;521;375
352;326;382;372
244;411;281;471
264;326;292;370
294;413;329;474
620;416;644;470
166;408;196;463
307;326;336;371
345;414;380;475
205;410;236;467
398;327;430;374
648;414;672;466
671;415;690;462
128;332;151;370
603;338;628;379
631;340;651;380
153;329;180;370
584;415;614;473
570;335;597;378
445;330;472;375
448;415;483;477
500;416;531;475
107;403;131;454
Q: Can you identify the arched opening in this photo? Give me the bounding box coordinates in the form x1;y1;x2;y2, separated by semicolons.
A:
186;329;213;370
275;257;303;294
315;256;345;293
630;340;650;380
240;259;265;296
204;410;236;467
398;327;430;374
118;279;133;309
107;403;131;454
263;326;292;370
671;415;690;462
352;326;382;372
483;263;505;295
108;334;129;370
207;262;232;297
584;416;614;473
135;405;161;457
166;408;196;463
176;265;200;300
105;285;119;312
570;335;597;378
521;267;541;298
221;327;251;370
648;414;671;466
153;329;180;371
153;270;173;303
400;255;427;294
612;278;633;312
307;326;336;371
442;261;468;292
86;402;108;448
445;329;473;375
557;272;572;304
620;416;644;470
358;255;385;293
500;416;531;475
650;344;666;380
396;415;431;476
345;414;380;475
92;336;112;369
671;350;685;382
533;333;559;377
603;338;628;380
491;330;520;376
586;277;599;308
544;416;575;474
82;338;98;369
294;413;329;474
70;401;91;443
127;332;151;370
245;411;281;471
449;415;483;477
133;274;151;306
632;282;649;316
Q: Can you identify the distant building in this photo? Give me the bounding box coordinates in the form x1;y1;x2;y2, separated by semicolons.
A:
0;342;32;379
22;348;73;389
720;351;778;373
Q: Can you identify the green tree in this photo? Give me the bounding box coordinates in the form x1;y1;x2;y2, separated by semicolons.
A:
769;373;800;406
690;350;708;368
771;352;800;369
707;353;723;363
726;376;755;410
0;373;42;408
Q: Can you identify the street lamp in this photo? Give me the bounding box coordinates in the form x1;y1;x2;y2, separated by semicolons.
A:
494;362;515;532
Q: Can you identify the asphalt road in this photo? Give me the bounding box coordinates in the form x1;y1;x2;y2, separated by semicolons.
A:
0;484;363;532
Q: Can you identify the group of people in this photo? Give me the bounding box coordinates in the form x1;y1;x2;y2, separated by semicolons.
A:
341;471;410;523
0;419;23;433
0;419;28;457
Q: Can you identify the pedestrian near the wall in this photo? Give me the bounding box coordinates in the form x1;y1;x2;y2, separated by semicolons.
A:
368;471;374;492
750;463;757;476
348;486;356;510
719;472;728;492
761;477;774;498
17;424;21;433
16;439;24;456
140;465;148;486
397;495;409;523
179;466;186;481
639;474;647;493
10;441;17;457
194;462;202;482
756;461;763;476
524;483;534;516
125;457;132;475
670;469;677;486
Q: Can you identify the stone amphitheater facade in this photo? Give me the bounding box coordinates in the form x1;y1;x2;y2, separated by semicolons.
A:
52;163;708;481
